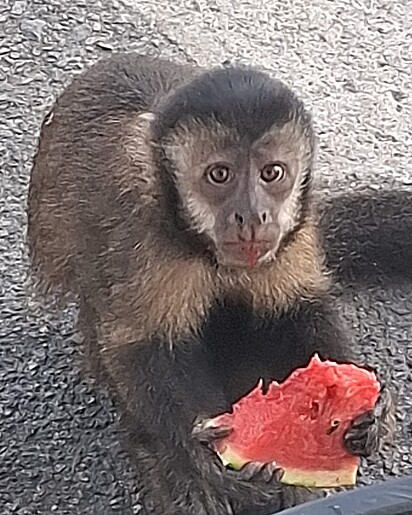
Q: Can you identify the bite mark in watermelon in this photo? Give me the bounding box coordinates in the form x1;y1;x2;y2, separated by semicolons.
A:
210;354;380;488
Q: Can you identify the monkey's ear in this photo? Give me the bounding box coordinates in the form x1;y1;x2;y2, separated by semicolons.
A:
137;112;156;123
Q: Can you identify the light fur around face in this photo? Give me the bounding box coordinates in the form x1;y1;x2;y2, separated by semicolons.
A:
116;113;159;202
162;120;236;236
161;115;314;265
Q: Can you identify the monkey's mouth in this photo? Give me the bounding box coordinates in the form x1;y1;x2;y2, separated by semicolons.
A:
221;241;273;268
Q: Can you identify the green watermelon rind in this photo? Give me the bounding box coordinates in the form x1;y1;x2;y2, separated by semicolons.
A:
280;464;359;488
218;447;246;470
217;448;360;488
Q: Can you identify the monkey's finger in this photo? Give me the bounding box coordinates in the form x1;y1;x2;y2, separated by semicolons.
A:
347;409;376;430
344;422;371;445
198;425;232;444
344;423;379;457
375;384;394;419
236;461;283;483
191;418;232;443
260;463;284;483
237;462;265;481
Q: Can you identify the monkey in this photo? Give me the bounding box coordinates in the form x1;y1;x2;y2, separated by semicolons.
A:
27;53;395;515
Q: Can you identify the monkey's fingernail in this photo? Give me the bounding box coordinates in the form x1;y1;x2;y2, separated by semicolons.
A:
194;416;213;427
192;417;214;431
274;467;285;481
261;462;278;482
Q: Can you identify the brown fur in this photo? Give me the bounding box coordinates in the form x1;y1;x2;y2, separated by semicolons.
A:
28;54;198;298
29;97;328;351
98;216;329;352
162;121;235;235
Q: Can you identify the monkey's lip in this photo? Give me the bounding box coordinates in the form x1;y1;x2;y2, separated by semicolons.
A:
223;240;272;250
221;240;273;267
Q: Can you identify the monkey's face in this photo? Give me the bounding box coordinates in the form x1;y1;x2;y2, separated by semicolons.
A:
165;119;313;269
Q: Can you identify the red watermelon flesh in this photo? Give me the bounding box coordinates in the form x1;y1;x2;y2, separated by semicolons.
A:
210;354;380;488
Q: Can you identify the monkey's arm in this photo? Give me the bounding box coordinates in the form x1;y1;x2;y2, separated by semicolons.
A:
105;339;317;515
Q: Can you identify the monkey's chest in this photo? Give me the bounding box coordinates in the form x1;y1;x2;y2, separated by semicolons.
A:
202;301;305;404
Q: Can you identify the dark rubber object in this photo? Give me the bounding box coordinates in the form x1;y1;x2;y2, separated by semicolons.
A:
278;475;412;515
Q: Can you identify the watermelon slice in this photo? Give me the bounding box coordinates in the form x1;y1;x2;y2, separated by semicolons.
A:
209;354;380;488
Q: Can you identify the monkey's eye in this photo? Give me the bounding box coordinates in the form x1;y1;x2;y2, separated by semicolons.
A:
206;164;232;185
260;163;286;183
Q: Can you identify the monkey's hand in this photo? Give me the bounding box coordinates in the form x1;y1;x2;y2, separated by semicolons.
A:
192;417;284;482
192;416;322;513
344;384;395;457
192;417;286;485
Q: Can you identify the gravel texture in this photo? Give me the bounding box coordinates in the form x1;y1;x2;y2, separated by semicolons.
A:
0;0;411;514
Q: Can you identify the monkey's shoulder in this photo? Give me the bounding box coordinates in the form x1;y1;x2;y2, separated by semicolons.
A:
46;53;195;126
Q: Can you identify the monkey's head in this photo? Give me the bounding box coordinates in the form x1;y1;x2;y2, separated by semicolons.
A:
155;67;315;269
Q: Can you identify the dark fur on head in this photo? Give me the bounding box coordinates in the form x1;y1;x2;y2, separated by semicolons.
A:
155;67;308;141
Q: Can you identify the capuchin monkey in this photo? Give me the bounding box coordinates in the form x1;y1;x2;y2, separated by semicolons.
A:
27;53;395;515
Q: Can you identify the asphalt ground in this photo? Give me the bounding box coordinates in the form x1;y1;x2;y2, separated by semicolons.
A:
0;0;411;514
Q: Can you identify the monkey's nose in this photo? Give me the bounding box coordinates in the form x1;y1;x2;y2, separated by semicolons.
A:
233;211;271;226
234;213;244;226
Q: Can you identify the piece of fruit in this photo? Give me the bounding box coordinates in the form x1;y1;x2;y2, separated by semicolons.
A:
210;354;380;488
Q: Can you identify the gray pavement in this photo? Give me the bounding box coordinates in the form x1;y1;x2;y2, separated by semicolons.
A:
0;0;411;514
